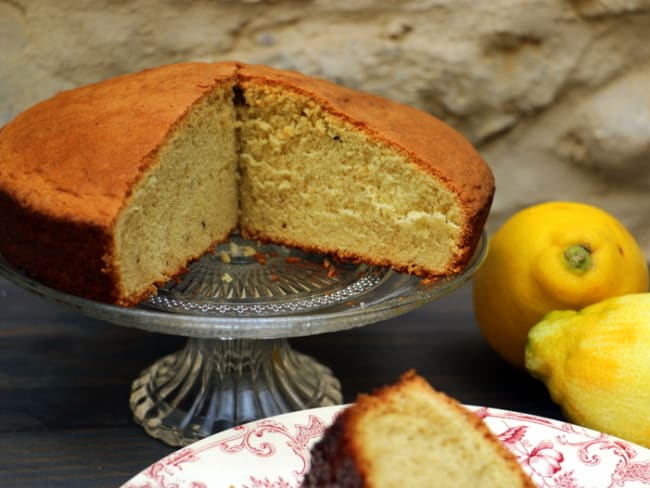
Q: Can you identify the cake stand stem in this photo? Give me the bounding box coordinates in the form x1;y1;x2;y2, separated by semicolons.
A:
129;336;342;446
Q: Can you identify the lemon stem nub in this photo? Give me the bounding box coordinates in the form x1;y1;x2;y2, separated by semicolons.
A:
564;244;592;274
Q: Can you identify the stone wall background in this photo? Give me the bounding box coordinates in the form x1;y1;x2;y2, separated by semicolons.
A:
2;0;649;257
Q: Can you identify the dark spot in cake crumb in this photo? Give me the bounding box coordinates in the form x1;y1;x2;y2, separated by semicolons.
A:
232;86;247;106
201;221;206;229
281;222;287;229
332;135;341;141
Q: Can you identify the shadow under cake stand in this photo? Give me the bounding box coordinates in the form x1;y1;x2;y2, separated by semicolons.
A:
0;234;486;447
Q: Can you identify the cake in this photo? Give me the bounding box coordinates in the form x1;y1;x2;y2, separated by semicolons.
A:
0;62;494;306
301;371;534;487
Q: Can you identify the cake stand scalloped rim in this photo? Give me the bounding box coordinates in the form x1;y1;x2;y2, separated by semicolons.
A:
0;233;486;340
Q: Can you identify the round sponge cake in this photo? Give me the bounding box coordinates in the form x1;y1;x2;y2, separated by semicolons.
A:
0;62;494;306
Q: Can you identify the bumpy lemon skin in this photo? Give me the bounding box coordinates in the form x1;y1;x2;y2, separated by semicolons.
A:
525;293;650;448
472;201;648;369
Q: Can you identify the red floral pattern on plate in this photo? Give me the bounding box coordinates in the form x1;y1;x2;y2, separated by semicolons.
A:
123;406;650;488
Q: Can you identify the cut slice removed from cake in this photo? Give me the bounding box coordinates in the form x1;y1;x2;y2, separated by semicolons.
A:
301;371;535;487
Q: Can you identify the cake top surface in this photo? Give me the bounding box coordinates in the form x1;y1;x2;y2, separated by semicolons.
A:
0;61;493;229
0;62;239;227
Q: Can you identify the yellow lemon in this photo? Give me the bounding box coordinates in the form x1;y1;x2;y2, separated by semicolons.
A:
525;293;650;447
472;201;648;368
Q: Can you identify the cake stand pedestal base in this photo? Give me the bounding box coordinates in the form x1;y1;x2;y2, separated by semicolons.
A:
129;337;341;446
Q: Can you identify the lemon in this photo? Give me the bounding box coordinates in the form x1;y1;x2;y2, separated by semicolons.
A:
525;293;650;447
472;201;648;368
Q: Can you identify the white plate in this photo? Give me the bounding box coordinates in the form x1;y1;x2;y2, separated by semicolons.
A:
122;405;650;488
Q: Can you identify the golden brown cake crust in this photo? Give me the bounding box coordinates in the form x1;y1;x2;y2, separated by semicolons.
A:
0;62;240;228
0;62;493;305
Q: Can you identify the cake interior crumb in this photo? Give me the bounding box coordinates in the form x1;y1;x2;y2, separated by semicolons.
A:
113;78;465;301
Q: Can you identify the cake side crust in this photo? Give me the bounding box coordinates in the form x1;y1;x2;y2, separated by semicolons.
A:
0;189;123;303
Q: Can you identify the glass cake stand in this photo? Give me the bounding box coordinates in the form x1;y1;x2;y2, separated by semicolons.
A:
0;233;486;446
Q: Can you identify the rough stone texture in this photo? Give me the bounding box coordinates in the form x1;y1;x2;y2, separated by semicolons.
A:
2;0;649;257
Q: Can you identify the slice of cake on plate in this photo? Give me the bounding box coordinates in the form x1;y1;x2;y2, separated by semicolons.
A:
301;371;534;487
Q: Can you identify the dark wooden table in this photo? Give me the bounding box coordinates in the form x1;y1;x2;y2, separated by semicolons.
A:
0;275;562;487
